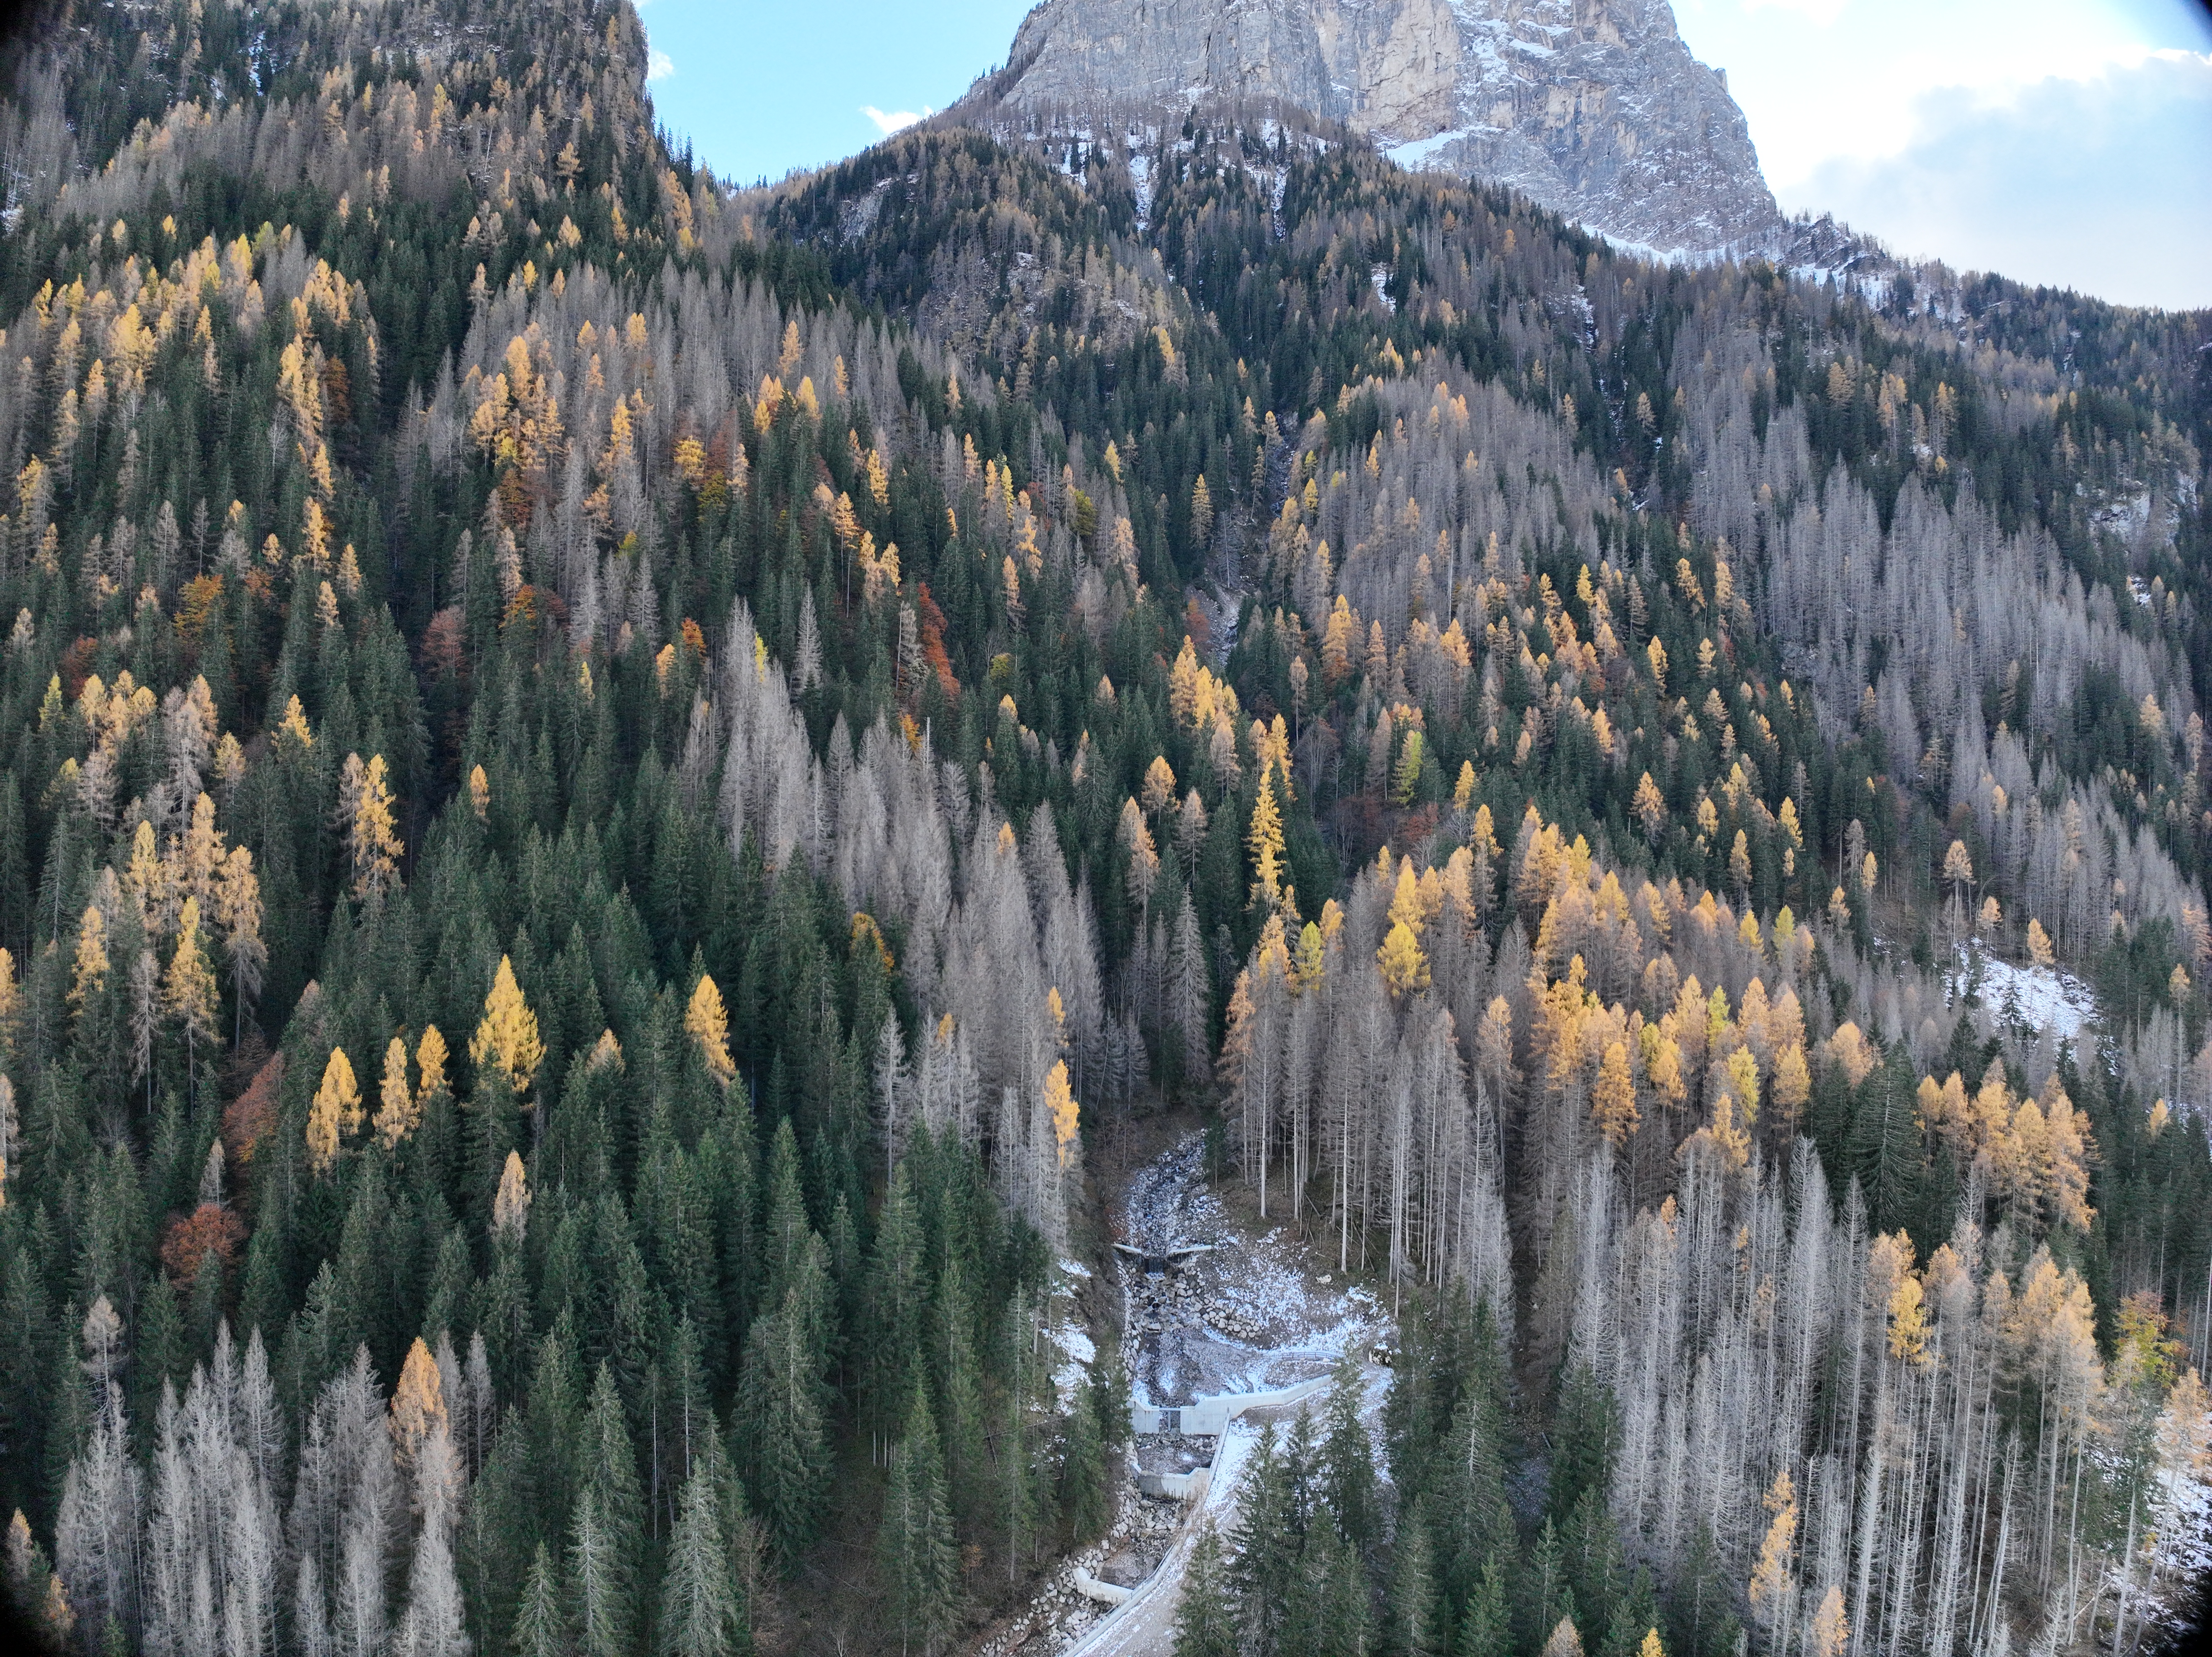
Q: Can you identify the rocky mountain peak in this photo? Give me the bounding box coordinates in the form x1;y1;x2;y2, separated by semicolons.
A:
992;0;1782;258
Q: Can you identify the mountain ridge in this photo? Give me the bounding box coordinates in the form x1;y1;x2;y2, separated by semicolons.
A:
976;0;1784;258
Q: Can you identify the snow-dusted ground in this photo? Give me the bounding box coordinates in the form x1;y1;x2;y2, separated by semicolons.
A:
1952;946;2098;1044
1039;1136;1394;1657
1115;1136;1385;1409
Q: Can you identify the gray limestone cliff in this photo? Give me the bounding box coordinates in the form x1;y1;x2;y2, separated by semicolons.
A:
987;0;1782;258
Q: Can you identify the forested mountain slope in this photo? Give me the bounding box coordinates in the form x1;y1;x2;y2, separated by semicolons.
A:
0;2;2204;1655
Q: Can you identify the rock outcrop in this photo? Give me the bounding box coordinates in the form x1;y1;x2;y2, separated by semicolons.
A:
990;0;1782;258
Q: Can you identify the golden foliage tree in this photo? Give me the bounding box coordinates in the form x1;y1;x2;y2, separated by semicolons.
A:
417;1025;450;1105
389;1335;447;1466
470;956;544;1101
686;973;736;1085
162;896;220;1066
1592;1040;1639;1146
1247;763;1291;914
307;1047;360;1175
1141;755;1178;816
1771;1042;1811;1128
1747;1470;1797;1633
374;1036;418;1150
1377;921;1429;996
342;752;404;900
1806;1586;1848;1657
1633;772;1667;844
1044;1061;1080;1169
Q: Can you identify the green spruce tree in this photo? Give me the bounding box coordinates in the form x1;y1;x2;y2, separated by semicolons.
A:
1173;1522;1240;1657
878;1385;959;1657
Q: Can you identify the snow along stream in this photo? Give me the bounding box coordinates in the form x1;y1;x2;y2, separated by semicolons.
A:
1033;1136;1395;1656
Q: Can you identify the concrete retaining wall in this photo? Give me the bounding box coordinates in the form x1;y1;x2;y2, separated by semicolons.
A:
1130;1375;1328;1440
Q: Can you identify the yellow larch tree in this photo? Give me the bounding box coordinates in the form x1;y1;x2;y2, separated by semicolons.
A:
1747;1470;1797;1634
374;1036;418;1150
1377;921;1429;996
2026;918;2055;966
1633;772;1667;844
162;896;220;1072
469;956;544;1102
1592;1040;1638;1146
389;1335;447;1466
1140;755;1178;816
344;753;404;900
1044;1061;1080;1169
1387;861;1426;937
416;1025;450;1106
686;973;736;1086
1248;763;1291;913
1887;1262;1929;1365
1771;1043;1812;1128
1682;1091;1749;1174
1168;636;1202;722
307;1048;359;1175
214;845;265;1041
1806;1587;1848;1657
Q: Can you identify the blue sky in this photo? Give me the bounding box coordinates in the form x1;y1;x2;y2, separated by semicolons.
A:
641;0;2212;309
635;0;1034;185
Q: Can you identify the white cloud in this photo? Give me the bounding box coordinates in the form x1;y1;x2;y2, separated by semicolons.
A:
1739;0;1850;24
1793;51;2212;307
1676;0;2211;184
648;49;674;82
861;105;928;136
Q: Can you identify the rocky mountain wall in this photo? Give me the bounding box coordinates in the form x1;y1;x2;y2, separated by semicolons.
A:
990;0;1783;257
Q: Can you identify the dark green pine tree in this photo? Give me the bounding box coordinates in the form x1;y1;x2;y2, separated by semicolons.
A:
1384;1498;1441;1656
1668;1523;1740;1657
512;1540;573;1657
696;1420;760;1647
1058;1367;1109;1544
659;1456;744;1657
865;1163;925;1462
736;1301;830;1572
1088;1340;1132;1458
877;1385;959;1657
1848;1043;1929;1241
1522;1518;1579;1655
1431;1375;1514;1614
1560;1487;1625;1643
1281;1507;1370;1657
1316;1510;1374;1657
1599;1568;1661;1657
1546;1363;1618;1527
580;1363;643;1637
569;1485;630;1657
762;1114;812;1303
1318;1342;1377;1556
1227;1425;1298;1657
931;1250;988;1528
1172;1522;1240;1657
1457;1552;1513;1657
997;1285;1046;1582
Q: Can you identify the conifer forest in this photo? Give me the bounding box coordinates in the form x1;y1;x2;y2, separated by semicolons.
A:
0;2;2206;1654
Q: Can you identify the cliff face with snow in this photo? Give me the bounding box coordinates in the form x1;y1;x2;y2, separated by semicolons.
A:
992;0;1782;258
